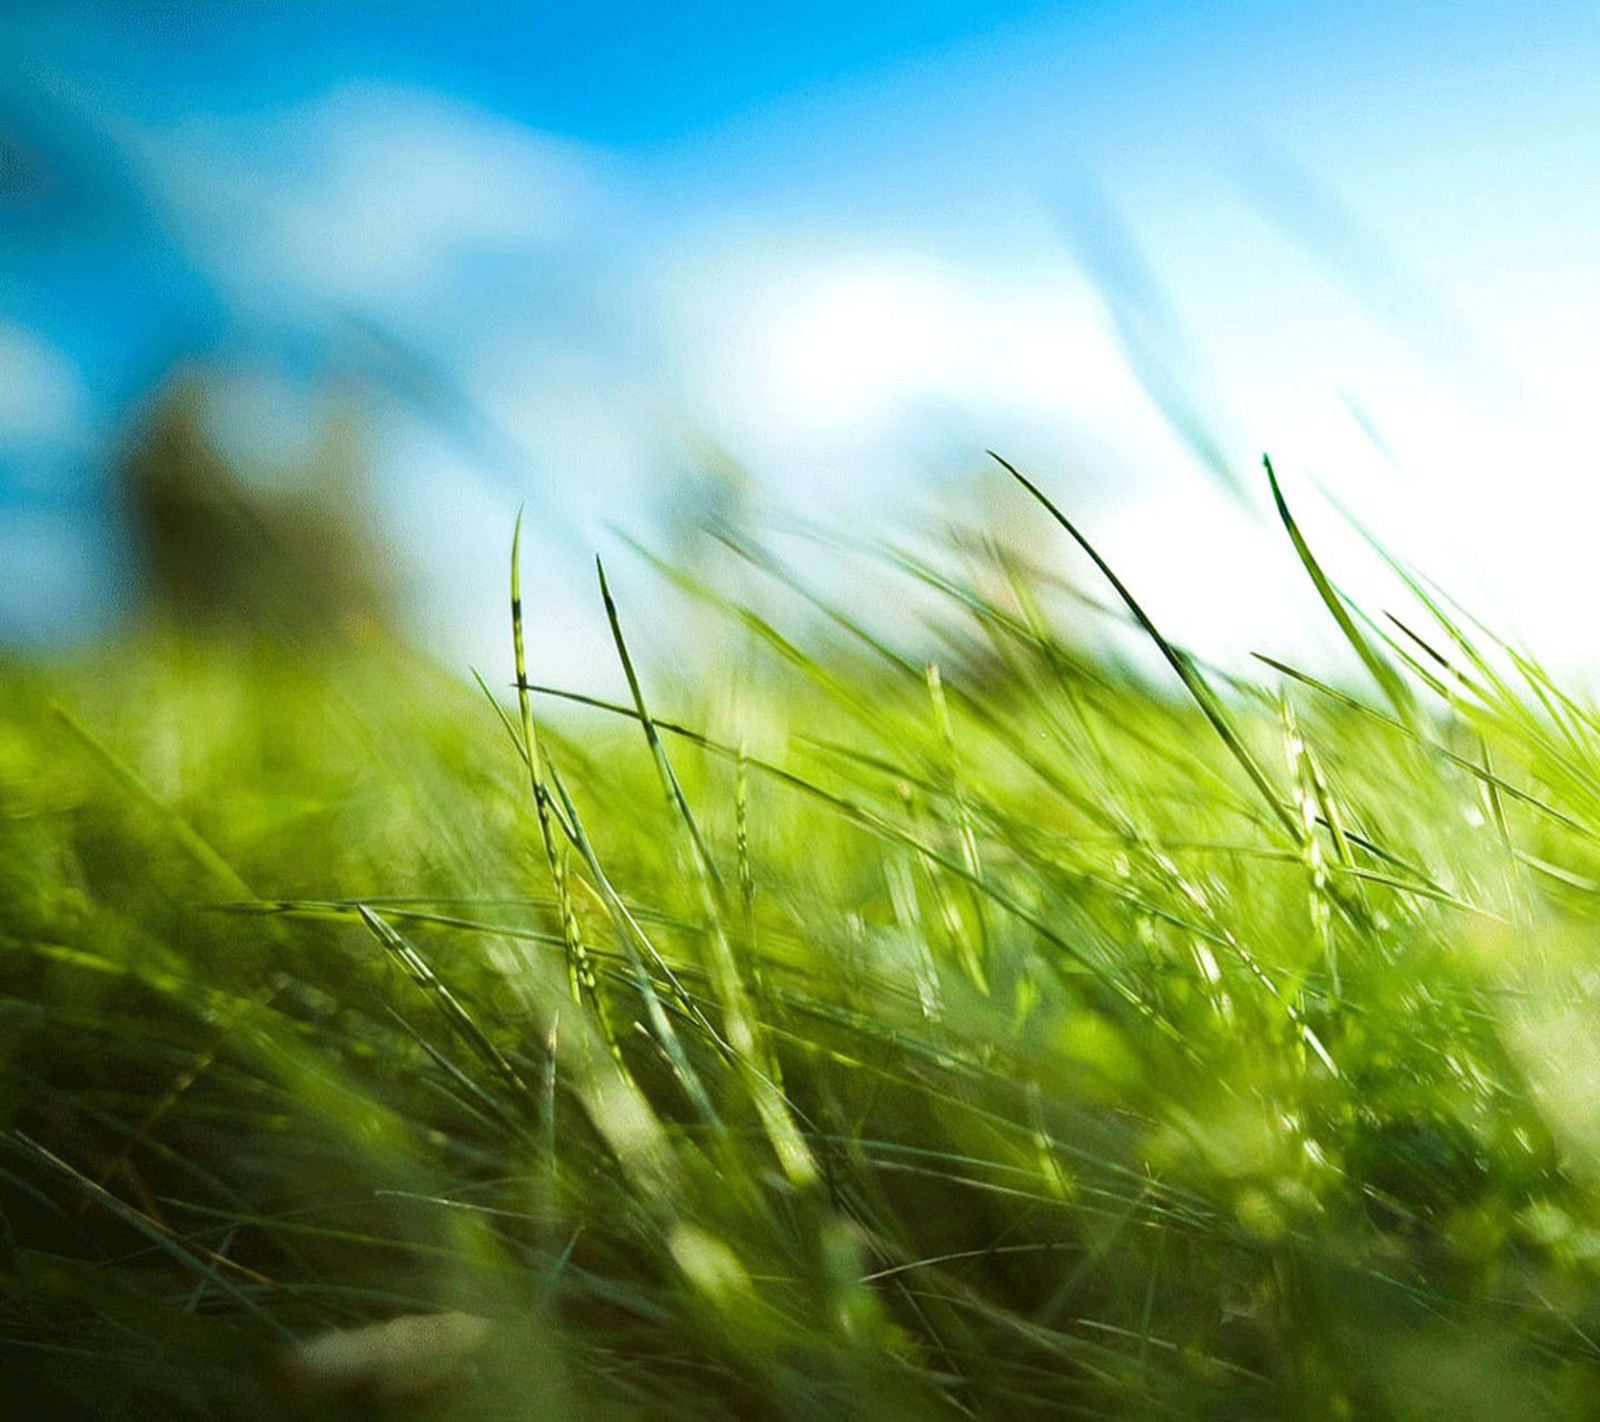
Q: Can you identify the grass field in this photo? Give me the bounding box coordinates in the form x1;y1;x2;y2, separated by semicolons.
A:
6;452;1600;1420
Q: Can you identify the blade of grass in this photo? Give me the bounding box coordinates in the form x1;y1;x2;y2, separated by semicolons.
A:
991;451;1298;843
1263;454;1413;719
357;905;530;1100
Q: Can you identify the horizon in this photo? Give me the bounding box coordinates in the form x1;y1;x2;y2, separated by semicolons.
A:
3;2;1598;690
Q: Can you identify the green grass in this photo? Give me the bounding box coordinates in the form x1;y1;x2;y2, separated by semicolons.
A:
6;456;1600;1420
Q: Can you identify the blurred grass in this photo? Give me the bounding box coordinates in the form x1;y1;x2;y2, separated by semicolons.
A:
7;426;1600;1419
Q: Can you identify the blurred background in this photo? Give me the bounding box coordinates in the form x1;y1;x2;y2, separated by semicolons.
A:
2;0;1598;688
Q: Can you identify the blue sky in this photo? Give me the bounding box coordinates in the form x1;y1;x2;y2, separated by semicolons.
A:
4;1;1600;683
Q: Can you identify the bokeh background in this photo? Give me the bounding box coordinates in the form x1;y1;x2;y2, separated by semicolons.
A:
3;0;1598;686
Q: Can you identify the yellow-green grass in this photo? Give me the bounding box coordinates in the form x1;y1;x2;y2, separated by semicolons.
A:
4;461;1600;1420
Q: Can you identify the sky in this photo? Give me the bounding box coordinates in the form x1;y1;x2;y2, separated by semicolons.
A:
3;1;1600;689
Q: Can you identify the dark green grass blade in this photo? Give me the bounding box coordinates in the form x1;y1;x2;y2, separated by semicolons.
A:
595;559;817;1186
595;557;721;887
357;905;530;1100
1263;453;1414;719
538;758;726;1128
5;1132;297;1345
991;450;1298;842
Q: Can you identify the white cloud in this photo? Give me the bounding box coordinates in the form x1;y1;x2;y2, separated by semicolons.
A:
128;83;606;318
0;320;87;447
649;227;1158;523
268;87;598;303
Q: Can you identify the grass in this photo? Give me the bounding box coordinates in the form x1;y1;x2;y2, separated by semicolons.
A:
5;452;1600;1419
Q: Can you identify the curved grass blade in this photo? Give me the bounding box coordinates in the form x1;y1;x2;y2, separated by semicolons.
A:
596;558;816;1187
991;450;1298;842
1263;454;1413;719
357;905;530;1100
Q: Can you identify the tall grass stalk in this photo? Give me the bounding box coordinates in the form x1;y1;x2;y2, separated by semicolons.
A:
4;458;1600;1420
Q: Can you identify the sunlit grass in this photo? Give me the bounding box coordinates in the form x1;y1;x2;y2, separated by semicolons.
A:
5;454;1600;1419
